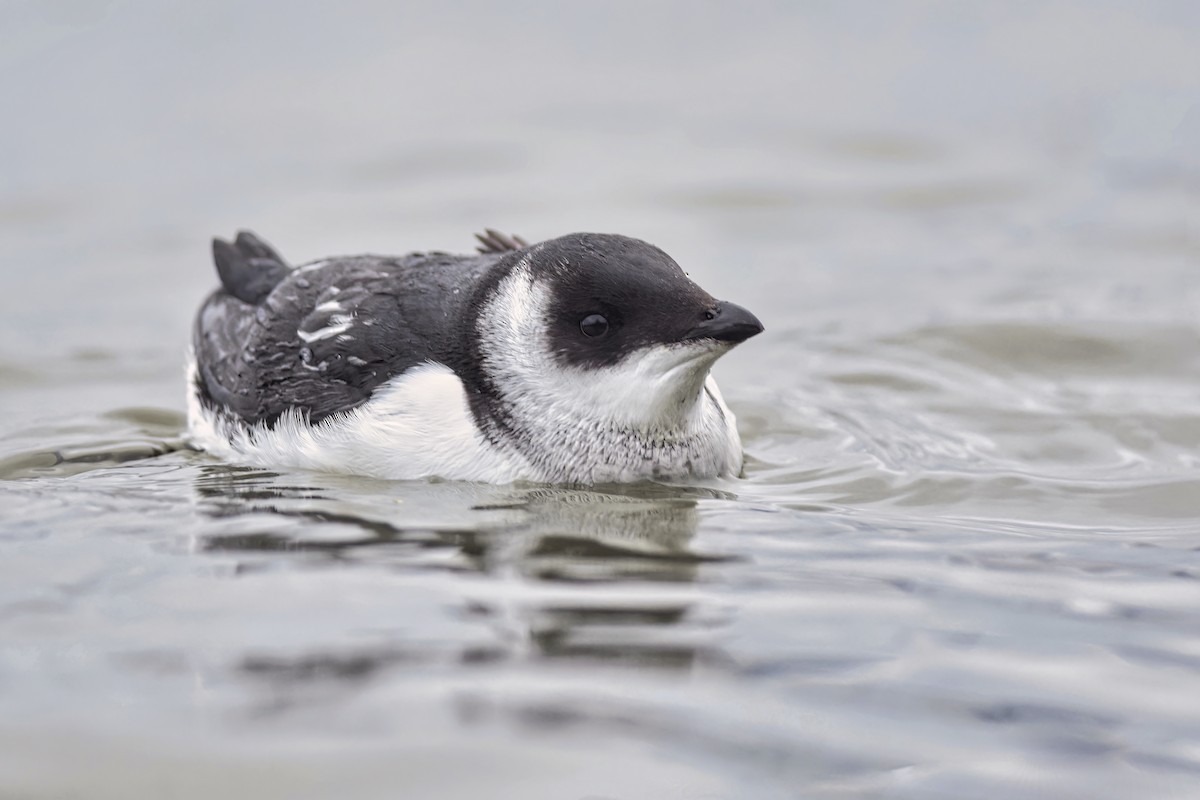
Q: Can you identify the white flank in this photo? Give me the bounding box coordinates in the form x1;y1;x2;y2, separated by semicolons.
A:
187;357;528;482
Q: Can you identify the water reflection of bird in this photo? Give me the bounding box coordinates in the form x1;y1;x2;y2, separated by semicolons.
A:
193;468;734;671
192;466;730;566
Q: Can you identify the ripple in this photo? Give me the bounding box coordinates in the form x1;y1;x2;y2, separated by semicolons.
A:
0;407;187;480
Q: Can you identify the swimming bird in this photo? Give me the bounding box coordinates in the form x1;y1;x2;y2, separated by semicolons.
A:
187;229;763;483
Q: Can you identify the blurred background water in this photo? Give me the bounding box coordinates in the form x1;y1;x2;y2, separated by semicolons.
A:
2;2;1200;798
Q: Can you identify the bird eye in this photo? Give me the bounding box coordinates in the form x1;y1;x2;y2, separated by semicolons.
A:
579;313;609;337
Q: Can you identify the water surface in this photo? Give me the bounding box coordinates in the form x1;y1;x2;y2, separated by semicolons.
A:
2;3;1200;798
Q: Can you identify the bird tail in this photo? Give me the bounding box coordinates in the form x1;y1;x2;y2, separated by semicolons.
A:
211;230;291;305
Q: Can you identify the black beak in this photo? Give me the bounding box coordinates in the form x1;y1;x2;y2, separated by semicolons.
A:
681;301;764;344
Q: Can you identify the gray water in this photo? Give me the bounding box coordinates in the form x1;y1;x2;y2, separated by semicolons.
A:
3;2;1200;798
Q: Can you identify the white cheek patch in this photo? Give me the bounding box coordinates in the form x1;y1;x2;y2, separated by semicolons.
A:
566;343;726;427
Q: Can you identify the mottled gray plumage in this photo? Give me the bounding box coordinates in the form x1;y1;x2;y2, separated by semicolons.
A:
194;233;512;427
